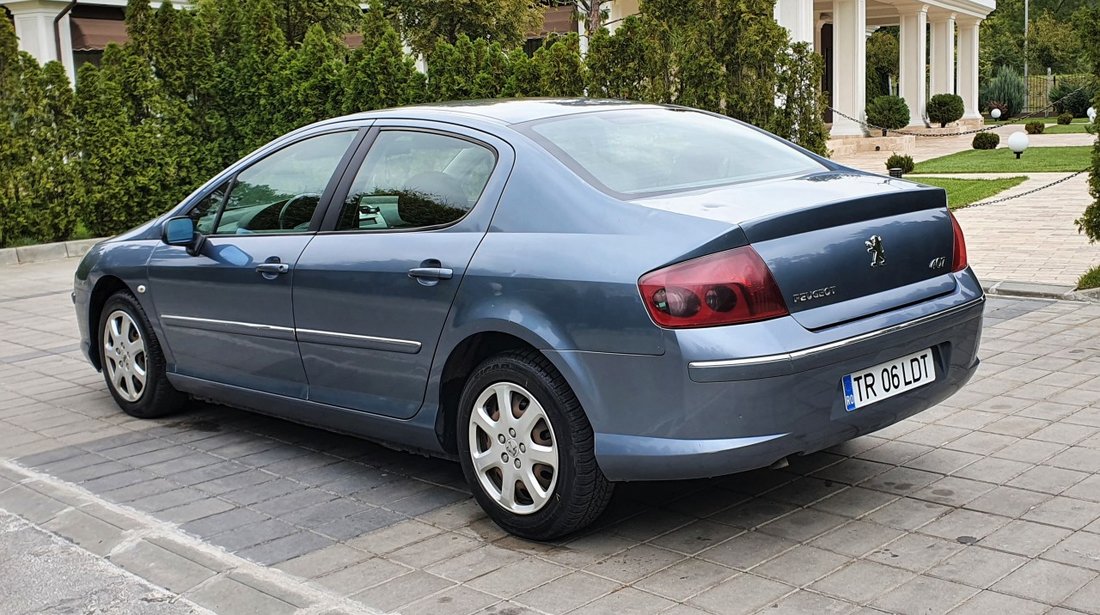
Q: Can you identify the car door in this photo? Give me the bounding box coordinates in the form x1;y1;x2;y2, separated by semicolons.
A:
292;121;513;418
147;128;362;398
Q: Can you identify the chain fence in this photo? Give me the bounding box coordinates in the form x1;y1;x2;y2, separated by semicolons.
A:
828;85;1090;138
958;168;1090;209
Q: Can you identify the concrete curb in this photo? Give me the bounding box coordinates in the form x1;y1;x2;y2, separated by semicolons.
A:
0;238;106;266
983;279;1100;302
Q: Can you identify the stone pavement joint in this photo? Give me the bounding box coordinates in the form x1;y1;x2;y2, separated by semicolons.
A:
0;459;387;615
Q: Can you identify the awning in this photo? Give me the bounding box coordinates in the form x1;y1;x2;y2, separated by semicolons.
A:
70;17;128;52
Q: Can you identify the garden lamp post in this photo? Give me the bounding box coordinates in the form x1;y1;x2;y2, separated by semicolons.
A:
1008;131;1029;159
991;108;1002;120
1089;107;1097;123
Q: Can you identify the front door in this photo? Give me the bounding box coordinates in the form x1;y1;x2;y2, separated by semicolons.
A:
147;130;359;397
293;125;510;417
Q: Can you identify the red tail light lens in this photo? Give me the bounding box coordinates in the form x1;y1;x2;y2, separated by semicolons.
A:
949;211;968;272
639;246;789;328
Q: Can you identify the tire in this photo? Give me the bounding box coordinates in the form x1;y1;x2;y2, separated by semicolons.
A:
97;291;186;418
457;349;613;540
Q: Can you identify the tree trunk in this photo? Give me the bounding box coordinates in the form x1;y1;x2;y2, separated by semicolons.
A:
587;1;601;37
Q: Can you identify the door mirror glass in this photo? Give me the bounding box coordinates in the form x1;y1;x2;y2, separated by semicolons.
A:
163;217;196;245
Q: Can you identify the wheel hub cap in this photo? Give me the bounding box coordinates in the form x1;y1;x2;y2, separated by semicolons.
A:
468;382;558;515
103;310;147;403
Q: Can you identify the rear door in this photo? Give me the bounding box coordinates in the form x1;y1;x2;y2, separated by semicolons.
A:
147;128;361;397
292;121;514;418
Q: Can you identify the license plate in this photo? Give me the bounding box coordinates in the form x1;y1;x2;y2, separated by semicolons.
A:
842;349;936;412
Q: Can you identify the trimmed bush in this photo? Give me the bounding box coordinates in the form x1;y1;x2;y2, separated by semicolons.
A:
926;93;964;127
982;66;1026;117
1058;112;1074;124
1025;121;1046;134
972;132;1000;150
865;95;910;132
1050;77;1098;118
885;153;915;175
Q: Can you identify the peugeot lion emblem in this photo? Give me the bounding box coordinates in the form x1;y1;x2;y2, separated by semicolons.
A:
865;235;886;267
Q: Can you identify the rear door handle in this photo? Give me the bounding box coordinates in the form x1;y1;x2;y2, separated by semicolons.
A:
256;263;290;275
408;267;453;281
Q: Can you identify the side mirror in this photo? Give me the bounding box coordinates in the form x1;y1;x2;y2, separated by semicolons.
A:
162;216;206;256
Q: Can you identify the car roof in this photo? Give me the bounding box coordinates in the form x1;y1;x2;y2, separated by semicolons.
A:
330;98;666;127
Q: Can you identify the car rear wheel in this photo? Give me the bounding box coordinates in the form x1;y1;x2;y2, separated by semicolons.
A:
98;292;185;418
457;350;613;540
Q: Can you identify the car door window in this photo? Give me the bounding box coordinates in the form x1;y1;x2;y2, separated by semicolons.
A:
212;131;356;235
189;181;228;235
335;130;496;231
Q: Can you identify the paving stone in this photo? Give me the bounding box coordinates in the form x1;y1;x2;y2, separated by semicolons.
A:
865;497;950;531
757;509;848;542
274;543;371;579
1064;576;1100;615
919;508;1011;541
209;518;298;552
1042;531;1100;572
689;573;792;615
991;559;1098;604
583;544;684;584
866;532;965;573
424;543;526;583
762;590;854;615
751;545;849;587
466;556;570;599
400;584;499;615
0;484;68;524
350;570;455;612
41;508;125;556
1008;465;1091;495
965;485;1052;517
632;558;735;602
313;556;409;596
185;575;297;615
947;590;1049;615
181;506;270;537
1022;496;1100;530
981;519;1074;557
158;497;236;524
345;519;443;555
808;520;905;557
871;575;977;615
698;529;796;570
810;486;897;518
108;540;216;593
649;519;744;555
808;560;912;604
514;571;620;614
576;586;676;615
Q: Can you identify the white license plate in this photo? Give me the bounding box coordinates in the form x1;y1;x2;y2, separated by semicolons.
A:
842;349;936;411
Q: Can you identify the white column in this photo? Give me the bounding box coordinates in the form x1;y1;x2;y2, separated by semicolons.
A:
608;0;640;33
831;0;867;137
898;3;929;127
957;17;981;120
4;0;71;66
775;0;815;46
929;13;956;96
813;16;824;53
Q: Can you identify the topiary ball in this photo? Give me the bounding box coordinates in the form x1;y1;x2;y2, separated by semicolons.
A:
972;132;1000;150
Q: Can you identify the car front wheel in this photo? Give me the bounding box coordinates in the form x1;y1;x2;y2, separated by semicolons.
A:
98;291;185;418
457;350;613;540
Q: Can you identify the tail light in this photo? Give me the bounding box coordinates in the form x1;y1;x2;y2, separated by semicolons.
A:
949;211;968;272
639;246;789;328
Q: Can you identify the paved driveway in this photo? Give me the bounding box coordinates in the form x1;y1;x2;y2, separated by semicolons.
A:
2;259;1100;615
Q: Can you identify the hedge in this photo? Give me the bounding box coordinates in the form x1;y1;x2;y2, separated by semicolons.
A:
0;0;830;248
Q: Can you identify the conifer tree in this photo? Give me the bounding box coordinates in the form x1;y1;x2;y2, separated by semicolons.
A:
344;25;425;113
533;34;585;97
272;24;349;133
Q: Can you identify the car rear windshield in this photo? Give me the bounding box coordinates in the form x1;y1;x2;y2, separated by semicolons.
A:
525;108;826;196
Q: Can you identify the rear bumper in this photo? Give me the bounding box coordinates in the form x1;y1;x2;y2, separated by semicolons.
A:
549;280;984;482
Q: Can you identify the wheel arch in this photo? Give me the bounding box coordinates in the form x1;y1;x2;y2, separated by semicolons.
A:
87;275;133;371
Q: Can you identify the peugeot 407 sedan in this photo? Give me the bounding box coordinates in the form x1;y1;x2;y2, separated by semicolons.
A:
74;99;983;540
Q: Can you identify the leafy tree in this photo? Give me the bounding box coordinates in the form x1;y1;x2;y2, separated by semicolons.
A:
343;22;425;113
866;29;898;101
532;33;585;97
273;0;364;45
271;24;348;133
769;42;829;156
1026;11;1085;74
391;0;544;56
502;47;541;96
1073;4;1100;243
585;17;649;100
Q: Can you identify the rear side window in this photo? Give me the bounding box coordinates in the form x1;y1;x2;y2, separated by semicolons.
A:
336;130;496;231
525;109;825;196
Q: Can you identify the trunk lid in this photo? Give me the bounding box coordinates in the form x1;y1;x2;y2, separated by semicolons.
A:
632;171;957;329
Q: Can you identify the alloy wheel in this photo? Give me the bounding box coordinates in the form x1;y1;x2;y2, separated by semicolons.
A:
468;382;559;514
103;309;147;403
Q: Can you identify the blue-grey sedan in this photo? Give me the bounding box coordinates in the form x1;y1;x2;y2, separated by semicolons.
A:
73;99;984;539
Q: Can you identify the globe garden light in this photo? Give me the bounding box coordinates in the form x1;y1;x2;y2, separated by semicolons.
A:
1089;107;1097;123
1007;131;1029;159
991;108;1002;120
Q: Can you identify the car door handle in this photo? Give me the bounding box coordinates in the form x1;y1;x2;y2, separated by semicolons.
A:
256;263;290;275
408;267;453;281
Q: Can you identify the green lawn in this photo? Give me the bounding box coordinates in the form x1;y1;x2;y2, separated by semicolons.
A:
984;116;1091;125
911;146;1092;173
1042;123;1093;134
1079;265;1100;290
912;176;1028;209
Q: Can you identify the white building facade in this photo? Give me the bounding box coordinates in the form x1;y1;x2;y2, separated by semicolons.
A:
4;0;997;136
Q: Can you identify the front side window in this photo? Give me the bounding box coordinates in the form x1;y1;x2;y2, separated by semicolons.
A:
336;131;496;231
212;131;356;235
189;182;227;235
525;108;826;196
